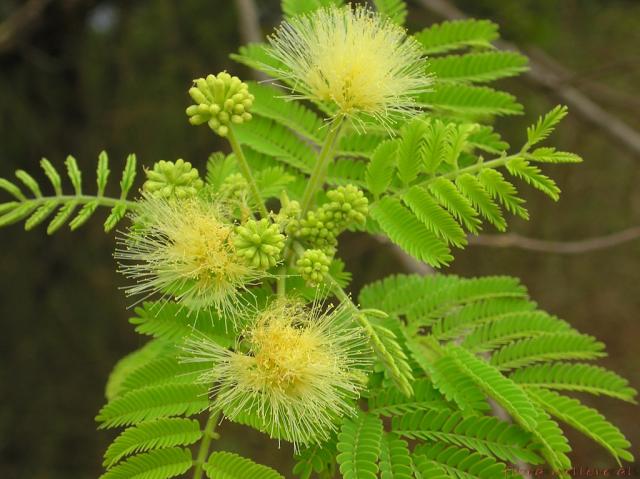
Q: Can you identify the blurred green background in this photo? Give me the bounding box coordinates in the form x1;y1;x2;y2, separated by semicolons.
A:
0;0;638;477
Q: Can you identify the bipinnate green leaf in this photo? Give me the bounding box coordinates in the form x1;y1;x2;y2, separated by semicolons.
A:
368;378;449;417
15;170;42;197
415;19;499;55
526;105;568;147
421;84;523;116
404;185;467;247
392;408;542;464
0;152;137;233
40;158;63;194
96;383;208;428
366;139;398;197
379;432;413;479
293;439;337;479
528;388;634;464
510;363;637;402
397;118;427;185
100;447;192;479
0;177;26;201
103;418;202;468
372;0;407;25
429;51;528;83
337;413;384;479
370;197;452;267
97;150;111;195
447;346;539;429
65;155;82;194
204;451;284;479
412;443;511;479
359;317;415;397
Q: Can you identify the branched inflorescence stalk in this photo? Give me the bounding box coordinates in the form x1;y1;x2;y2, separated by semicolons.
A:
278;117;346;294
186;71;269;219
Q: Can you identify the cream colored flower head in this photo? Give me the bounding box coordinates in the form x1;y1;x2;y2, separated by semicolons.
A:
268;5;431;125
115;196;265;316
184;298;371;448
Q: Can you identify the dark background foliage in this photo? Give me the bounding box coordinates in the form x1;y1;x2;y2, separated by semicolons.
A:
0;0;638;477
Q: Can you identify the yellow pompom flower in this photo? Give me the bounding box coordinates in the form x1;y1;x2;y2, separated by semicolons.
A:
268;5;431;125
115;196;265;315
184;299;371;448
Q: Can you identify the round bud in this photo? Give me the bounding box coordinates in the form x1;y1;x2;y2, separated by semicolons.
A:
219;173;249;201
233;219;285;269
143;159;204;199
296;249;331;286
186;71;254;136
325;185;368;227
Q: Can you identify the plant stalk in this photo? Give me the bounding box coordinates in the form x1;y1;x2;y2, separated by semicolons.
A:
193;409;221;479
298;117;345;218
278;117;346;295
400;150;525;196
226;127;270;219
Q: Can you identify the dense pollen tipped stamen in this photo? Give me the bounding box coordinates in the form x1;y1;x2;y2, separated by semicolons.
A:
115;197;266;316
268;5;432;125
184;300;371;448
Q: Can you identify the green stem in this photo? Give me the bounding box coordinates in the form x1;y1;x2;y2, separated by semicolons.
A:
397;152;522;197
325;272;356;311
276;268;286;297
290;243;355;313
193;409;221;479
320;265;360;318
226;127;270;219
278;118;345;293
298;117;345;218
322;269;378;336
438;154;514;181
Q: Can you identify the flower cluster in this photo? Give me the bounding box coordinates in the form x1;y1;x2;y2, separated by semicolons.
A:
288;185;369;253
115;197;268;315
142;159;203;199
120;4;396;452
219;173;249;202
268;5;431;125
184;299;370;447
233;218;285;270
275;194;302;231
324;185;369;229
296;249;331;286
186;72;254;136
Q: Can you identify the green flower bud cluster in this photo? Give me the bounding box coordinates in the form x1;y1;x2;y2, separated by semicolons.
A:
275;193;301;229
219;173;249;201
233;219;285;269
143;159;204;199
288;185;369;252
296;249;330;286
324;185;369;227
186;72;254;137
288;208;339;251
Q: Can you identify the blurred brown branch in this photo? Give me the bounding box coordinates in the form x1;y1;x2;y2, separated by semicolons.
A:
468;227;640;254
527;48;640;115
233;0;269;81
233;0;262;44
416;0;640;159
